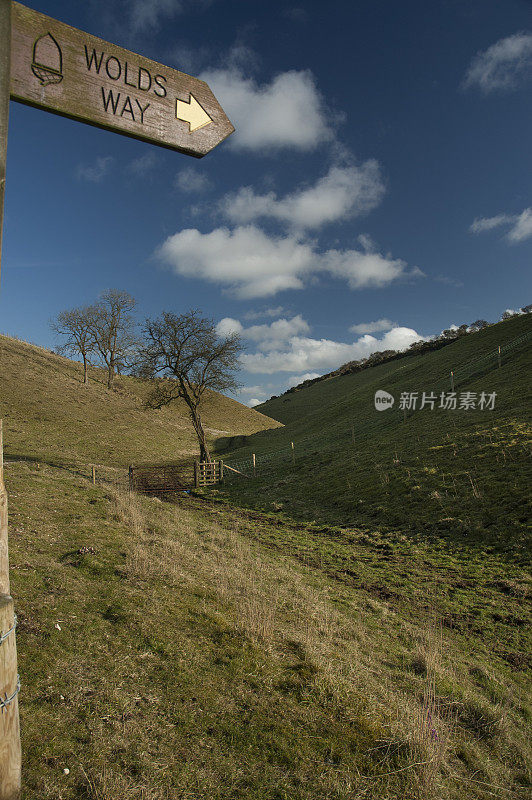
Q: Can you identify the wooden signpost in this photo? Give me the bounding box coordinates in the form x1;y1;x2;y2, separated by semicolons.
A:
0;2;234;796
10;1;234;157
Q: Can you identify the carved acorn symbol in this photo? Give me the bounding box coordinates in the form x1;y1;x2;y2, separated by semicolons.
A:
31;32;63;86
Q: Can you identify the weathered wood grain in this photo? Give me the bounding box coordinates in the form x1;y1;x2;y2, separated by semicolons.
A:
10;1;234;157
0;594;21;800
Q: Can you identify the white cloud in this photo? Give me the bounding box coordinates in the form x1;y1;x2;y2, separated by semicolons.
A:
216;317;243;337
469;214;512;233
463;32;532;93
156;225;420;299
239;385;267;397
324;249;423;290
248;398;262;407
349;318;395;334
175;166;213;193
245;315;310;350
241;327;424;374
127;0;183;33
76;156;113;183
221;162;385;230
199;67;335;151
507;208;532;243
470;207;532;243
244;306;286;321
288;372;321;386
127;151;159;177
218;314;310;351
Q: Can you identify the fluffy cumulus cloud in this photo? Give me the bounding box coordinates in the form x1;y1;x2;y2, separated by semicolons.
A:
218;315;310;350
216;317;244;337
156;225;420;299
199;67;335;151
463;32;532;93
470;208;532;243
349;318;394;334
223;313;425;400
248;398;263;408
240;326;424;374
76;156;113;183
174;166;213;193
220;162;385;230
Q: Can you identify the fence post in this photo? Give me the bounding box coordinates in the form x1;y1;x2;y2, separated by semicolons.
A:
450;371;454;392
497;346;501;368
291;441;295;465
219;460;224;482
252;453;256;476
0;4;21;791
194;461;199;489
91;465;96;485
0;594;21;800
1;435;22;800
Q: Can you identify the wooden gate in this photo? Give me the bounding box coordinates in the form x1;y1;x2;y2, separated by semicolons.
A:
129;462;192;494
194;460;224;487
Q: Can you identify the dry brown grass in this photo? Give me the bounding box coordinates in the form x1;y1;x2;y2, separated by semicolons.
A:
111;486;480;799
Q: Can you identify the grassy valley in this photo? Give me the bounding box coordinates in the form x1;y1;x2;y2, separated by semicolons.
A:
0;319;530;799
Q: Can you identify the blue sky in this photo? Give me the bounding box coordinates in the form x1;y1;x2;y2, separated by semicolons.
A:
1;0;531;404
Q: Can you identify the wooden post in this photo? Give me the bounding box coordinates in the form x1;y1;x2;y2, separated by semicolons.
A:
0;422;7;594
194;461;199;489
91;465;96;485
0;594;21;800
219;460;224;482
291;441;295;465
497;346;501;368
0;3;22;795
450;371;454;392
252;453;256;476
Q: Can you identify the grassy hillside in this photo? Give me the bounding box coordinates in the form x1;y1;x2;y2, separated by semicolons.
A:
1;320;530;798
7;461;531;799
256;314;532;427
0;334;281;473
215;314;532;551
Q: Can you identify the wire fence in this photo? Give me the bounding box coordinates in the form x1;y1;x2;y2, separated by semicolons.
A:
222;328;532;480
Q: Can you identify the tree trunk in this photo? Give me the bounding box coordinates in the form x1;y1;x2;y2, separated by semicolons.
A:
107;358;114;389
189;406;211;463
82;354;88;385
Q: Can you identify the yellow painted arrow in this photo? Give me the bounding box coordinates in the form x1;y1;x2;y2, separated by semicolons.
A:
175;94;213;133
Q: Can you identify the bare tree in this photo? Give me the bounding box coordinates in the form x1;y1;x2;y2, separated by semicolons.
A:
89;289;137;389
50;306;95;384
138;310;243;462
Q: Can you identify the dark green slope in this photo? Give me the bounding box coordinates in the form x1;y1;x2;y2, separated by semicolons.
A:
215;314;532;550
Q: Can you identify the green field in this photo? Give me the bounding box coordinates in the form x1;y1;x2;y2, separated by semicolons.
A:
1;318;530;799
216;313;532;552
